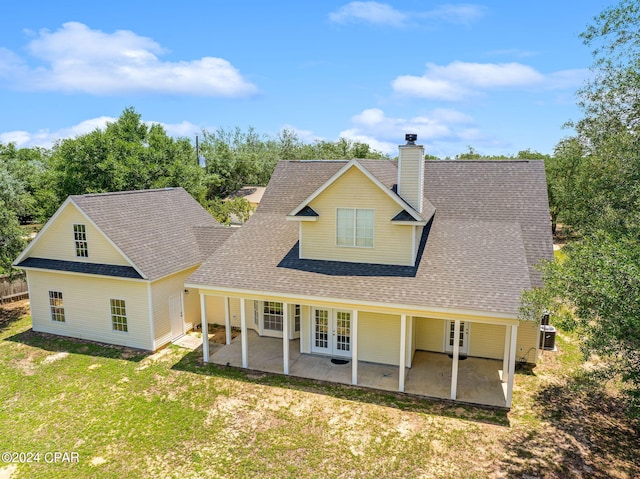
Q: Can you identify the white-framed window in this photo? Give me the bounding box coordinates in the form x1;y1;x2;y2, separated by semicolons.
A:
253;300;260;326
293;304;301;333
48;291;65;322
110;298;128;332
336;208;374;247
73;224;88;257
263;301;283;331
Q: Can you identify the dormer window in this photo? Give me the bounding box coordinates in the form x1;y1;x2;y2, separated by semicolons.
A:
73;224;88;257
336;208;374;248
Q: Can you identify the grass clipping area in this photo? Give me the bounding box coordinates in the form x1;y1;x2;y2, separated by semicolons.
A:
1;301;638;479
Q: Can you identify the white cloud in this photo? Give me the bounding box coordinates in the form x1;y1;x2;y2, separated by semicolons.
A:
419;4;486;25
339;107;481;155
329;2;484;28
392;61;585;101
0;22;257;96
0;116;202;148
329;2;407;27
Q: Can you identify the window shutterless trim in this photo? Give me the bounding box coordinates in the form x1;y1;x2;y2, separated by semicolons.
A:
48;290;65;322
110;298;128;332
73;223;88;258
336;208;374;248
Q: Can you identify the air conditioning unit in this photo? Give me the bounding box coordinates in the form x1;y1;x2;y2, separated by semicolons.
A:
539;325;556;351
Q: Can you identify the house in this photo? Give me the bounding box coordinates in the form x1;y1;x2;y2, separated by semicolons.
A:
225;186;266;209
186;135;554;407
13;187;233;351
224;186;266;225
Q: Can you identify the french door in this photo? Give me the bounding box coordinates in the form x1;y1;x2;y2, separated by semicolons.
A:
311;308;352;357
445;320;469;355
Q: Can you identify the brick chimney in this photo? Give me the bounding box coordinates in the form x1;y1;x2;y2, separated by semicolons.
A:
397;134;424;213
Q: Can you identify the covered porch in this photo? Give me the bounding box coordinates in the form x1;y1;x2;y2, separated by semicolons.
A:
206;330;508;407
200;293;518;408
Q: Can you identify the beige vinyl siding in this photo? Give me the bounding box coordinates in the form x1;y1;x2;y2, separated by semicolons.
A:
468;323;504;359
358;312;401;366
203;296;258;332
29;203;130;266
398;146;423;212
413;225;423;264
183;286;200;330
410;316;417;361
150;266;199;348
516;320;539;364
301;167;414;266
415;317;445;352
27;270;151;350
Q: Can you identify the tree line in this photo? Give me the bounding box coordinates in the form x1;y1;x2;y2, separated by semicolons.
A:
521;0;640;417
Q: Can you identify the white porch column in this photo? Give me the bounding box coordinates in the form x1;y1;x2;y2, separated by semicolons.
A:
399;314;407;392
224;297;231;345
506;324;518;408
406;316;414;368
283;302;290;375
240;298;248;368
502;325;511;383
200;294;209;363
351;310;358;385
450;319;461;400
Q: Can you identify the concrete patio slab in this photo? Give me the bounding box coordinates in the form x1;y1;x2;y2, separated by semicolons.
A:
207;330;507;408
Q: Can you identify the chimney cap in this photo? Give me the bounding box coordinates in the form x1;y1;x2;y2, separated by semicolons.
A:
405;133;418;144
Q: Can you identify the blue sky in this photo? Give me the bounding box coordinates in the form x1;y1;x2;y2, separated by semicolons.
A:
0;1;610;157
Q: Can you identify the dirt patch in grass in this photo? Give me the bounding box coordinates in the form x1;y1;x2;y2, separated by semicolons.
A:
207;323;240;344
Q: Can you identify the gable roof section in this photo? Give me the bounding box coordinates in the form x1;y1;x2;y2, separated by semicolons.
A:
16;188;232;281
287;159;432;225
188;160;553;315
71;188;227;281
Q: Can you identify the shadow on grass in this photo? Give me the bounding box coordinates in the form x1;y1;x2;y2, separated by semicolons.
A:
171;347;510;427
498;369;640;478
5;328;151;362
0;301;30;334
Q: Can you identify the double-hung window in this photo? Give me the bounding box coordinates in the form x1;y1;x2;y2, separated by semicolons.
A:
336;208;374;247
49;291;65;322
263;301;283;332
73;224;88;257
110;299;128;332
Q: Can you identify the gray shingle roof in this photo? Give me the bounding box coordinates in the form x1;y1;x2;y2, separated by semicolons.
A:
71;188;233;281
187;160;553;315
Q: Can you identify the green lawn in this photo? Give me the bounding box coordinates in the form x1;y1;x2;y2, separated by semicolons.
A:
1;302;638;479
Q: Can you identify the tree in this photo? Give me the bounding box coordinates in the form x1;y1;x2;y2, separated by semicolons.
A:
200;127;387;200
200;127;281;199
0;159;27;274
46;107;205;216
521;233;640;414
544;138;585;234
206;197;254;225
522;0;640;416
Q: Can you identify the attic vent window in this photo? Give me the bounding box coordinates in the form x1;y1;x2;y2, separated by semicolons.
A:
73;224;88;257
